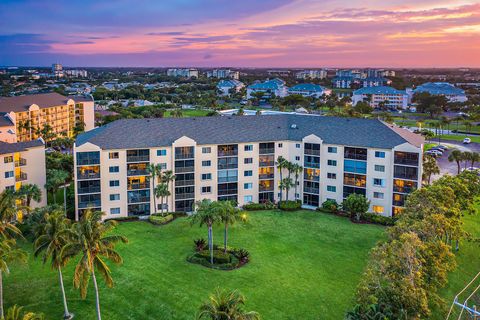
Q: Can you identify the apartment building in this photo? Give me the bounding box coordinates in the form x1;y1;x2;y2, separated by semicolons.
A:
207;69;240;80
166;68;199;78
0;139;47;208
0;93;95;143
352;86;409;109
288;84;331;98
73;115;423;220
412;82;467;102
246;78;287;99
295;70;327;80
217;80;245;96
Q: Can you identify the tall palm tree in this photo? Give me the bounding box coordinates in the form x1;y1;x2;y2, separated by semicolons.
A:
191;200;219;264
33;210;73;319
0;191;22;239
285;161;294;200
62;210;128;320
462;152;472;170
292;164;303;201
160;170;175;211
422;155;440;185
2;305;44;320
154;183;170;214
280;178;294;202
0;239;27;318
197;288;260;320
17;184;42;208
147;164;162;213
448;149;464;174
275;156;287;202
45;169;69;204
469;152;480;168
216;201;241;253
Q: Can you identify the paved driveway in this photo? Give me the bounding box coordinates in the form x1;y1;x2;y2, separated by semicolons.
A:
431;140;480;178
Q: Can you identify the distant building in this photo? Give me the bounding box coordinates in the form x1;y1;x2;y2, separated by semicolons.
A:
352;86;408;109
166;68;199;78
379;70;396;77
333;69;389;89
247;78;287;99
217;79;245;96
267;70;290;76
65;69;88;78
52;63;63;78
295;70;327;80
288;84;331;98
0;139;47;210
412;82;467;103
207;69;239;80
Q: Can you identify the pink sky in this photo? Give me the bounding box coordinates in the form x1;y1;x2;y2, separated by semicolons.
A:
1;0;479;67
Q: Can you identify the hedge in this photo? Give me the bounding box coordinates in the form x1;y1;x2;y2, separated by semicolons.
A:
148;214;174;225
243;201;276;211
278;200;302;211
104;216;139;222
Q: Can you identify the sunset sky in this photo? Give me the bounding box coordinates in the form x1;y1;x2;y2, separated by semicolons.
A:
1;0;479;67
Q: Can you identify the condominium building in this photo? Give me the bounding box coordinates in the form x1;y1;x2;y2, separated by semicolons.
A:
246;78;287;99
0;139;47;209
73;115;423;220
0;93;95;143
295;70;327;80
412;82;467;102
217;80;245;96
166;68;199;78
288;84;331;98
352;86;409;109
207;69;240;80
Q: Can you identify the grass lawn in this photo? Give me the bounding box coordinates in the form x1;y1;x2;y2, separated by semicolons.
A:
436;134;480;144
6;210;384;319
164;109;211;117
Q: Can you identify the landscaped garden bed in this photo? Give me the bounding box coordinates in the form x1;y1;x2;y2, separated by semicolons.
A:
187;246;249;270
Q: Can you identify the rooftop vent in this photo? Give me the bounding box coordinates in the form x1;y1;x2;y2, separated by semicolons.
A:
290;124;298;129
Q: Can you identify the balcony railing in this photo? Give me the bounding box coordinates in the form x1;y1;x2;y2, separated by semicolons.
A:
14;158;27;167
259;185;274;192
304;149;320;156
304;187;319;194
259;173;274;180
393;200;405;207
394;158;419;166
127;169;149;176
393;173;418;180
77;186;101;194
218;164;238;170
175;166;195;173
128;196;150;204
393;186;416;194
77;172;100;180
259;148;274;155
175;179;195;186
126;155;149;163
127;183;149;190
78;200;101;209
15;173;27;182
259;161;274;167
175;193;195;200
304;174;319;182
304;162;320;168
218;176;238;183
175;153;194;160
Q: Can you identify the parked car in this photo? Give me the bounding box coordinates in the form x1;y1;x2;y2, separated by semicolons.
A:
426;150;441;157
463;138;472;144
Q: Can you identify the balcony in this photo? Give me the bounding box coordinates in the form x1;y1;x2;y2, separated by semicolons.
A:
259;161;274;167
77;186;101;194
259;148;274;155
304;161;320;169
175;166;195;173
175;153;194;160
218;176;238;183
304;149;320;156
15;173;27;182
126;155;149;163
304;187;319;194
127;183;149;190
393;185;416;194
259;185;274;192
259;173;274;180
78;200;101;209
175;179;195;187
127;169;149;176
218;151;238;157
128;196;150;204
77;171;100;180
175;193;195;200
394;158;419;166
14;158;27;167
304;174;319;182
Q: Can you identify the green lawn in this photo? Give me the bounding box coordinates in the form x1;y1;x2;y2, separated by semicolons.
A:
164;109;211;117
6;210;384;319
437;134;480;144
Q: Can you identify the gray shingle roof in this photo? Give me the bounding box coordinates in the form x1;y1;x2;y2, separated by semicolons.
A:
0;92;71;113
75;114;419;150
0;139;44;155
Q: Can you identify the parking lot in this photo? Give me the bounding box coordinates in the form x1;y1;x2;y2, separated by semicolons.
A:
430;140;480;178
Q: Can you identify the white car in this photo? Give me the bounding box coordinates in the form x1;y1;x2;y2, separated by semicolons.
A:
463;138;472;144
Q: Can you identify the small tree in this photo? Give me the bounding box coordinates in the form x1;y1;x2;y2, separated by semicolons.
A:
422;155;440;185
191;200;219;264
343;194;370;222
197;288;260;320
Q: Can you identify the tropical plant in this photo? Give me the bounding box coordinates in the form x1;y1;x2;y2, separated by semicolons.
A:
448;149;464;174
342;194;370;222
62;210;128;320
1;305;44;320
160;170;175;211
0;239;27;318
17;184;42;208
422;154;440;185
154;183;169;214
275;156;287;202
191;200;219;264
0;191;22;240
197;288;260;320
33;210;73;319
45;169;69;203
147;164;162;213
279;178;294;202
194;238;206;252
291;164;303;201
216;201;241;253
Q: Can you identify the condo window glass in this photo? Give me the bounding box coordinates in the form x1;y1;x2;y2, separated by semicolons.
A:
3;156;13;163
374;192;384;199
202;160;211;167
327;185;336;192
110;208;121;214
296;143;301;148
4;171;14;178
109;152;119;159
295;156;300;161
109;166;120;173
110;194;120;201
201;186;212;194
244;145;253;151
327;147;337;153
109;180;120;187
375;151;386;158
202;147;211;154
157;149;167;156
76;151;100;166
373;205;385;214
244;170;253;177
344;160;367;174
373;178;385;187
201;173;212;181
327;160;337;166
244;158;253;164
244;195;253;203
374;165;385;172
327;172;336;179
278;143;283;148
244;183;253;189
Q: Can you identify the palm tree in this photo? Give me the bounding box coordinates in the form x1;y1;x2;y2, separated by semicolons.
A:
160;170;175;211
275;156;287;202
284;161;294;200
0;191;22;239
154;183;170;214
469;152;480;168
0;239;27;318
448;149;464;174
216;201;241;253
45;169;69;203
62;210;128;320
191;200;219;264
292;164;303;201
197;288;260;320
171;108;183;118
280;177;294;202
33;210;73;319
422;155;440;185
17;184;42;208
2;305;44;320
147;164;162;213
462;152;472;170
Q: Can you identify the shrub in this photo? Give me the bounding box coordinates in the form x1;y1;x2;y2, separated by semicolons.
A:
194;238;206;251
342;194;370;222
197;250;232;264
233;248;250;263
278;200;302;211
321;199;339;213
148;214;174;225
243;201;276;211
104;216;139;222
361;212;396;226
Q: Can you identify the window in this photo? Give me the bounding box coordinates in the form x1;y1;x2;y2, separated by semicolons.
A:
109;180;120;187
201;186;212;194
295;156;300;161
109;166;119;173
374;165;385;172
157;149;167;156
4;171;14;178
328;146;337;153
110;208;121;214
375;151;386;158
373;178;385;187
372;205;385;214
159;163;167;170
109;194;120;201
244;195;253;203
278;143;283;148
344;160;367;174
202;160;211;167
327;172;337;179
244;158;253;164
374;192;384;199
327;160;337;166
202;147;211;154
244;183;253;190
244;145;253;151
5;186;14;191
3;156;13;163
327;185;336;192
201;173;212;181
296;143;301;148
109;152;119;159
244;170;253;177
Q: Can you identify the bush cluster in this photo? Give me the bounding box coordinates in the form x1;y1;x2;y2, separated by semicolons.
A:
148;214;174;225
104;216;139;222
242;201;276;211
360;212;396;226
278;200;302;211
187;250;240;270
